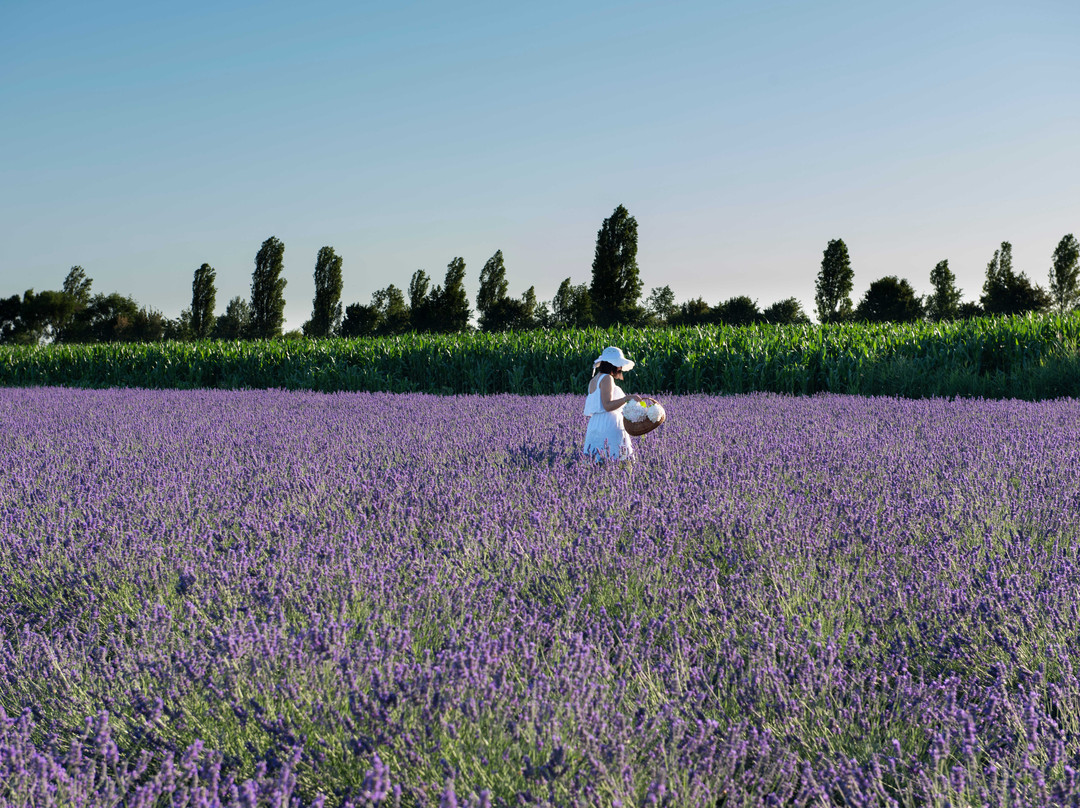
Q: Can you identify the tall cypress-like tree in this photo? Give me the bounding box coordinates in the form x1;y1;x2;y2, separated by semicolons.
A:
408;269;432;331
927;260;962;321
304;246;344;337
477;250;509;331
519;286;537;330
190;263;217;340
431;257;470;332
815;238;854;324
590;204;642;327
249;237;287;338
1049;234;1080;313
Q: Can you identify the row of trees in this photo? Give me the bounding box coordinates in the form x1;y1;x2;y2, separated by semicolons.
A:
3;206;1078;345
814;235;1080;324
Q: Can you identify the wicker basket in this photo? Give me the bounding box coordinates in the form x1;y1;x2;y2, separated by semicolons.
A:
623;399;665;437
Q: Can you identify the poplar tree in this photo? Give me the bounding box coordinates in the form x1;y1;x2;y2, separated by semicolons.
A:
519;286;538;330
477;250;509;332
304;246;343;337
815;238;854;323
432;257;470;332
249;236;287;338
408;269;432;331
590;204;642;327
476;250;536;331
927;260;962;322
1049;234;1080;313
190;263;217;340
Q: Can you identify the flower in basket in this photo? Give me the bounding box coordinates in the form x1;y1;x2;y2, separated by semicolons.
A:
622;398;666;437
623;400;665;423
623;401;649;422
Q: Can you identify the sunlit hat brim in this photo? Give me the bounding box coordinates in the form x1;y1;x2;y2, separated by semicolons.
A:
594;346;635;370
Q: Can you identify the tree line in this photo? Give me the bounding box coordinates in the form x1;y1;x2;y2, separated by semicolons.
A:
2;205;1078;345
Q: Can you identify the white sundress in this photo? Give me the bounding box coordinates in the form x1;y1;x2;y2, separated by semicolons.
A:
582;373;634;461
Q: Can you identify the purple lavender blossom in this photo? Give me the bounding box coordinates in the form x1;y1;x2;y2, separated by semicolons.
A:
2;388;1080;806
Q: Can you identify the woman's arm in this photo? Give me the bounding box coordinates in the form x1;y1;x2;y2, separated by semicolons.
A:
598;374;642;412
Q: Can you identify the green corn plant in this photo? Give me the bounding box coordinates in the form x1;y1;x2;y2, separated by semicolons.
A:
2;311;1080;398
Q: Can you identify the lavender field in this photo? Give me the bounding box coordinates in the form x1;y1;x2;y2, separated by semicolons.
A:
3;388;1080;807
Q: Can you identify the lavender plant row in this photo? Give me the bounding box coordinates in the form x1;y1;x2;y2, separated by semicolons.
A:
2;388;1080;807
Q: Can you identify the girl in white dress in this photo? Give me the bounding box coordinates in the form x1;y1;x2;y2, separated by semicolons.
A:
583;346;645;461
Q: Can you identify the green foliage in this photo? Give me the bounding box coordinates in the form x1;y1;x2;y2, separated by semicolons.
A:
407;269;433;331
23;288;79;343
190;263;217;340
815;238;854;323
166;308;193;341
856;276;923;323
477;250;509;330
304;246;343;338
670;297;711;326
981;241;1050;316
213;296;251;340
552;278;593;328
927;260;962;322
373;284;411;335
644;285;676;325
62;266;92;306
1049;233;1080;313
762;297;810;325
0;295;22;343
4;312;1080;399
250;236;287;338
431;256;471;333
713;295;761;326
341;285;411;338
340;302;379;337
590;204;642;326
477;251;536;331
62;293;166;343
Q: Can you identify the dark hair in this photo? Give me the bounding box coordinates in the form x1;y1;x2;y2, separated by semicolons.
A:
593;361;622;377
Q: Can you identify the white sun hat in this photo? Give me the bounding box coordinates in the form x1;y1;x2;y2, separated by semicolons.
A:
593;346;635;371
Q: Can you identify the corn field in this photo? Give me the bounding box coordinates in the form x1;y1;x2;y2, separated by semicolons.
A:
2;312;1080;398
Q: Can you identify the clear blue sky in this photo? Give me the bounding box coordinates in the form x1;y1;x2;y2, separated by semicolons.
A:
3;0;1078;328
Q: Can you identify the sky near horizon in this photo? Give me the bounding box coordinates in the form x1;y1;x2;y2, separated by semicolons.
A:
2;0;1078;329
